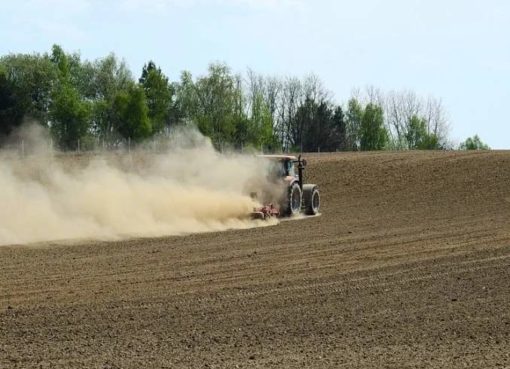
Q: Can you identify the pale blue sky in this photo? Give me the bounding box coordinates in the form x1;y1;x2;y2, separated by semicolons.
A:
1;0;508;148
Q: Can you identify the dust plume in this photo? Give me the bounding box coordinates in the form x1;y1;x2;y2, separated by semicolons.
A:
0;125;278;246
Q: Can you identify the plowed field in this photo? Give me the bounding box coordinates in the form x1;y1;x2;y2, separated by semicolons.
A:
1;151;510;368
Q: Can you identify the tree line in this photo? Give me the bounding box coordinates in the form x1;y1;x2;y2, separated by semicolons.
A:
0;45;488;152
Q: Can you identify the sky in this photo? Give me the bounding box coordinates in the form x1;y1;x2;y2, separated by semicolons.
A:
1;0;509;148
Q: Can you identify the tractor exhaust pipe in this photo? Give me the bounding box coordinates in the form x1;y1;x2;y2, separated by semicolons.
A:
297;155;306;191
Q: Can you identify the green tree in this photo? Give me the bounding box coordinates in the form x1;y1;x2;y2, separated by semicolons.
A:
459;135;490;150
345;98;363;150
112;83;151;143
50;44;94;97
191;63;245;148
293;98;345;152
50;45;70;80
405;115;441;150
242;91;277;150
418;133;440;150
256;96;278;150
50;83;91;150
295;98;328;152
0;52;57;126
172;70;197;125
333;106;347;151
139;61;173;133
292;97;312;151
406;115;427;149
89;54;133;144
360;103;387;151
48;45;93;150
0;66;24;137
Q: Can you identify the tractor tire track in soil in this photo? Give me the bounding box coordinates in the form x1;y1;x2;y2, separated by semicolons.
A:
1;151;510;368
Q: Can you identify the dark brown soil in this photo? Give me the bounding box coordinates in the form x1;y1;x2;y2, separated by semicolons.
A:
1;151;509;368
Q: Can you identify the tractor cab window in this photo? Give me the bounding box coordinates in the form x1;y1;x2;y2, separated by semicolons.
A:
267;159;296;179
284;160;296;177
268;160;286;179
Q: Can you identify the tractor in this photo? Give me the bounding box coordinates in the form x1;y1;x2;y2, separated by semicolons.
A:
251;155;320;219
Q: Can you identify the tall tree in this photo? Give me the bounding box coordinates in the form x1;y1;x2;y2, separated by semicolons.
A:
0;52;57;126
49;45;92;150
264;76;281;128
406;115;427;149
173;70;197;125
89;53;133;144
294;97;315;151
423;96;449;147
333;106;347;151
275;77;301;151
405;114;440;149
191;63;245;148
247;91;277;150
112;83;152;143
345;98;363;150
50;84;91;150
360;103;387;151
383;90;449;149
139;61;173;133
0;67;24;137
294;98;344;152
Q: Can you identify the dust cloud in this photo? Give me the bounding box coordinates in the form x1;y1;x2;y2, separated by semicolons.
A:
0;125;278;246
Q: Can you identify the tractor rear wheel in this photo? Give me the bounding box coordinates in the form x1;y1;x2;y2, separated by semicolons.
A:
284;183;302;216
303;185;320;215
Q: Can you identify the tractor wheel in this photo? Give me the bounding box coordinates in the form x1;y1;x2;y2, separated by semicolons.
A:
303;185;320;215
284;183;302;216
